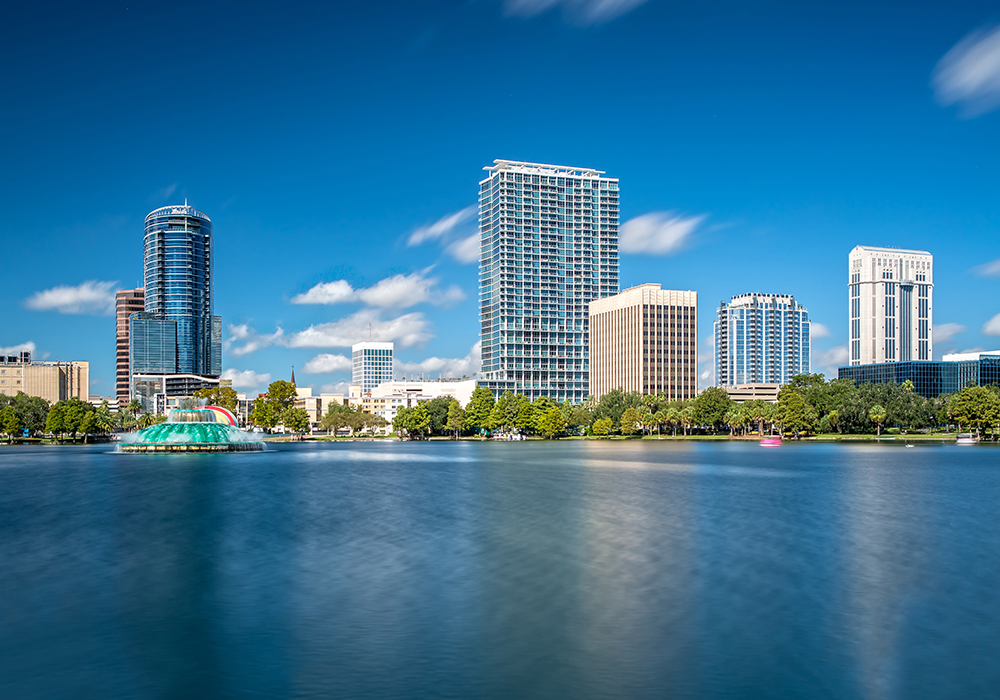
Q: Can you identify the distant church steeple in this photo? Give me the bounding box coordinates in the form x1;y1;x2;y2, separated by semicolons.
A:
291;366;296;386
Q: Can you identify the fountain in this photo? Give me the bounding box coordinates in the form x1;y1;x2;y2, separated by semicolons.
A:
118;406;265;453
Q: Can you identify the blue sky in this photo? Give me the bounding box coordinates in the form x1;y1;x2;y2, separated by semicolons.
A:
3;0;1000;397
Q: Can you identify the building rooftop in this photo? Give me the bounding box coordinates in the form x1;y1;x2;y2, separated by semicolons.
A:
484;160;609;178
851;245;931;256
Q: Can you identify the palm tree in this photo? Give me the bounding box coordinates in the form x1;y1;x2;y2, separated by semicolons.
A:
126;399;142;418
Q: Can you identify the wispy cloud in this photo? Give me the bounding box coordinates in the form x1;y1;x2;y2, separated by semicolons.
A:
320;381;352;395
396;342;482;379
504;0;648;25
221;368;272;391
151;183;178;202
0;341;36;356
698;333;715;389
224;324;285;357
620;212;707;255
933;24;1000;116
407;205;481;264
289;310;432;349
292;270;465;309
814;344;849;379
25;280;117;315
973;258;1000;277
408;205;477;246
811;322;832;339
303;353;353;374
983;313;1000;336
934;323;966;345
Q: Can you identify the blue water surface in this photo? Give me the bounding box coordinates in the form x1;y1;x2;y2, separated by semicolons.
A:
1;440;999;699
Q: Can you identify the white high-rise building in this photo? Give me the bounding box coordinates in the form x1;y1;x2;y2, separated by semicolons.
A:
848;246;933;366
352;341;394;393
478;160;620;402
715;293;810;386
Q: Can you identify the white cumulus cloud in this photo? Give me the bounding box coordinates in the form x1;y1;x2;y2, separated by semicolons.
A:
504;0;648;25
813;344;849;379
0;341;36;356
933;24;1000;116
303;353;353;374
221;368;272;391
25;280;118;315
289;310;432;349
292;270;464;309
934;323;966;345
447;234;481;264
396;342;482;379
983;313;1000;336
320;381;352;395
620;212;706;255
811;322;832;339
226;326;284;357
408;205;478;246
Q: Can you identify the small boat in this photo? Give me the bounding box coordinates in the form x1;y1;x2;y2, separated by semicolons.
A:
957;433;979;445
759;437;782;447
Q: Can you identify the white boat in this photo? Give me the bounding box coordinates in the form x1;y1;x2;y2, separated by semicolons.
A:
957;433;979;445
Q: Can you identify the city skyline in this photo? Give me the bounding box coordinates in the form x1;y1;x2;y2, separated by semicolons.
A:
3;1;1000;398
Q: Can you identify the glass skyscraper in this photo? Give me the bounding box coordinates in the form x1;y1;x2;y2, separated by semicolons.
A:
129;203;222;381
714;293;810;386
352;341;394;393
478;160;619;402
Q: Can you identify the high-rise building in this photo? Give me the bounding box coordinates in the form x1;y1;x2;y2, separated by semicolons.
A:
129;203;222;404
848;246;932;365
715;293;810;386
352;341;394;393
588;284;698;400
478;160;620;402
115;288;144;406
0;353;89;404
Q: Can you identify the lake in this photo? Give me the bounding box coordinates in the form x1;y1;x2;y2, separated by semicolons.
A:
1;440;999;699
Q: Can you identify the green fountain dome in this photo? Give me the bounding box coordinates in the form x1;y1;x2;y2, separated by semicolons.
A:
118;406;264;453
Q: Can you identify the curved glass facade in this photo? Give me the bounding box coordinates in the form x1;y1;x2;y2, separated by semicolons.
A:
131;204;221;378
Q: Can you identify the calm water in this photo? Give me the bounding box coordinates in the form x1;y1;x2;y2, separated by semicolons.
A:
2;440;1000;699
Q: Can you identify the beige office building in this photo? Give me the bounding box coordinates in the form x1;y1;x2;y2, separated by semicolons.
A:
0;357;89;404
588;284;698;400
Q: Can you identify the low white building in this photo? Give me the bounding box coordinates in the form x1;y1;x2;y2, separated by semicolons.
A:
349;380;478;430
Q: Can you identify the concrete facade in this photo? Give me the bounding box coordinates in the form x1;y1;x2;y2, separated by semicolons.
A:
0;357;89;404
588;284;698;401
116;288;144;406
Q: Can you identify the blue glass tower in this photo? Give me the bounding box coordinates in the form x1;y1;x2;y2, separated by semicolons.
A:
130;203;222;379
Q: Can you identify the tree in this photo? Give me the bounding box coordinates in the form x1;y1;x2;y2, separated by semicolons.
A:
46;403;65;438
620;407;641;436
194;386;239;412
126;399;142;417
868;404;887;437
320;403;353;436
446;400;465;440
78;412;97;443
949;386;1000;439
694;387;733;433
680;406;695;436
250;380;298;431
2;405;21;443
776;388;818;439
591;417;613;437
282;407;311;434
464;387;496;436
424;397;452;436
537;407;567;439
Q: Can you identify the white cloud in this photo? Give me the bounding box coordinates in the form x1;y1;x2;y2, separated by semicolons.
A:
303;353;353;374
289;310;432;349
933;24;1000;116
934;323;966;345
811;322;832;339
983;313;1000;336
221;368;272;391
396;342;482;379
154;183;178;201
504;0;648;25
447;234;481;264
25;280;117;315
227;327;284;357
408;205;477;246
0;341;36;356
813;344;849;379
620;212;706;255
698;334;715;389
292;270;464;309
973;258;1000;277
320;381;351;395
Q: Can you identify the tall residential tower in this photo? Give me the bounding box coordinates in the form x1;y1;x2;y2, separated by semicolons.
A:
715;293;810;386
115;287;144;407
848;246;932;365
478;160;619;402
